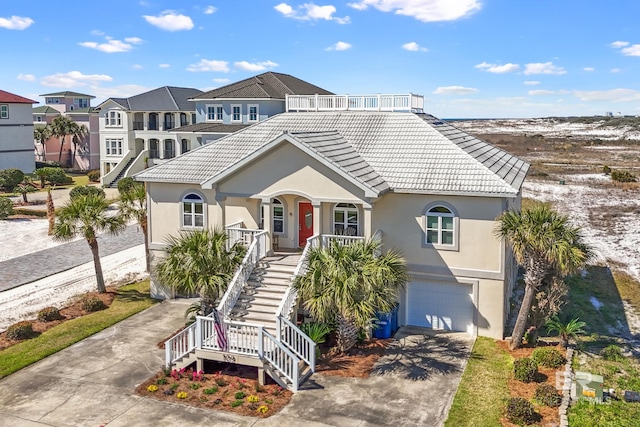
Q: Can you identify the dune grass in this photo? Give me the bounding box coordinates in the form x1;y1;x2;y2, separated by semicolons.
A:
445;337;512;427
0;280;157;379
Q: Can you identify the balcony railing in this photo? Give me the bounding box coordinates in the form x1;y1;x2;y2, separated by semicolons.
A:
132;121;144;130
286;93;424;113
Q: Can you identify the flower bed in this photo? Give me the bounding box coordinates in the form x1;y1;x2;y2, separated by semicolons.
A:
135;362;292;417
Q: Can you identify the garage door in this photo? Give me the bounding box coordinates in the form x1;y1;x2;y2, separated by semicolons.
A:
406;281;474;335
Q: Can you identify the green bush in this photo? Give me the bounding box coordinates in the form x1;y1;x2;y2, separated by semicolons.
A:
37;306;63;322
0;197;13;219
81;296;107;312
602;165;611;175
234;391;246;399
203;386;218;394
534;383;562;407
69;185;105;200
0;168;25;192
532;347;566;368
230;399;243;408
34;167;73;186
601;344;624;362
87;170;100;182
611;170;637;183
117;177;136;194
514;357;539;383
506;397;538;425
6;321;35;340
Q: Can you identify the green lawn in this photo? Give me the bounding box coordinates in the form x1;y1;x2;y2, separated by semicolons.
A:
445;337;512;427
0;280;157;379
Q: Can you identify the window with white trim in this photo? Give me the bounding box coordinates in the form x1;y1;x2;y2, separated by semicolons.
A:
106;111;122;127
248;104;259;122
206;105;223;121
73;98;88;108
333;203;359;236
105;138;123;155
231;104;241;122
0;104;8;119
182;193;205;228
260;198;285;234
425;206;455;246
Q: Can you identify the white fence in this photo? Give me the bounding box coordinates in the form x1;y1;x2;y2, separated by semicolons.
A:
286;94;424;113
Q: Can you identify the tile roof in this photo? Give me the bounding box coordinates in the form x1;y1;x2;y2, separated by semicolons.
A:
192;72;333;100
40;91;95;99
173;123;251;133
0;90;37;104
100;87;203;111
135;112;529;198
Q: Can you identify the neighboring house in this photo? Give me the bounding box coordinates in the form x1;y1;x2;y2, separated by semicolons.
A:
0;90;37;173
33;91;100;170
136;94;529;342
97;86;203;187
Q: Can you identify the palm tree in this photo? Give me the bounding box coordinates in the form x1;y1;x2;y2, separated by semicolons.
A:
496;202;592;350
119;180;150;272
546;316;586;348
70;123;88;170
294;239;408;353
34;125;52;162
53;194;126;293
50;116;76;164
155;228;246;315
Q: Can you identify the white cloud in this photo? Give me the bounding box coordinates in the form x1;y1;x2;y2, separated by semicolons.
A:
17;74;36;82
433;86;478;95
91;84;152;104
402;42;427;52
40;71;113;87
186;59;230;72
583;67;595;72
275;3;351;24
346;0;481;22
132;64;143;70
475;62;519;74
611;68;622;73
528;89;570;96
143;11;194;31
213;78;230;84
610;41;629;48
158;64;171;68
621;44;640;56
523;80;540;86
91;30;105;36
0;16;34;30
523;62;566;75
79;37;143;53
573;88;640;102
326;41;352;51
234;60;279;71
204;6;217;14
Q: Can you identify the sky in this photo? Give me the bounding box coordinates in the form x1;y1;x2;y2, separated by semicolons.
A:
1;0;640;118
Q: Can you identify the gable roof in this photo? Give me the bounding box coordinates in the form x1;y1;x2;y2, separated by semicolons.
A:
191;72;333;100
0;90;37;104
33;106;61;114
40;91;95;99
135;112;529;198
98;87;203;111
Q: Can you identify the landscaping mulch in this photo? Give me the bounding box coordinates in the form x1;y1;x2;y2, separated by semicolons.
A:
316;338;392;378
0;289;116;351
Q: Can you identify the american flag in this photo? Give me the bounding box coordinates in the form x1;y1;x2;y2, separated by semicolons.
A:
212;309;228;351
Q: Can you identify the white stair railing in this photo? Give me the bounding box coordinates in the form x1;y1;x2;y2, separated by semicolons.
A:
217;230;267;317
165;322;197;367
277;316;316;372
321;234;365;247
261;329;301;392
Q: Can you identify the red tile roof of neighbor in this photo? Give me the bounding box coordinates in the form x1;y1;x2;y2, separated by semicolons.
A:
0;90;38;104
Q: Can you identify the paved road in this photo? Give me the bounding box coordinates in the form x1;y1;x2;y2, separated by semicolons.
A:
0;225;144;292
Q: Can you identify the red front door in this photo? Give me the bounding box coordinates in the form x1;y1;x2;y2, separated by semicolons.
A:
298;202;313;247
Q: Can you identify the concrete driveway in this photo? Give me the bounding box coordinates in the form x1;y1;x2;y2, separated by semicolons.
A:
0;301;473;427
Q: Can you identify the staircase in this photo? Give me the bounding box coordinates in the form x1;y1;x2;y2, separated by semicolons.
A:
107;157;136;188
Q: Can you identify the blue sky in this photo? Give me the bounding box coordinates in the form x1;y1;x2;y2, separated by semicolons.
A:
2;0;639;118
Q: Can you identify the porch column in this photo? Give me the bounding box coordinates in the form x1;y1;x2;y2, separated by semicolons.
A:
214;193;226;228
143;112;148;131
312;201;322;236
363;204;373;238
261;198;273;254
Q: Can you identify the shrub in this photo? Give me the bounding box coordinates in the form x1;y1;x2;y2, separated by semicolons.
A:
117;177;136;194
81;296;107;312
0;168;25;192
532;347;566;368
34;167;73;186
514;357;539;383
87;169;100;182
69;185;105;200
602;165;612;175
6;321;35;340
506;397;539;425
0;197;13;219
230;400;243;408
611;170;637;183
156;377;168;385
203;386;218;395
534;383;562;407
601;344;624;362
37;306;63;322
234;391;246;399
215;378;228;387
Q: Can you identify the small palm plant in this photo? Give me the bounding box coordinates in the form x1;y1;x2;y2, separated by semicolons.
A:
301;322;332;358
546;316;586;348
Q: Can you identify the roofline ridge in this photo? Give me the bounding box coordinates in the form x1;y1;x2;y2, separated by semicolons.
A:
165;87;180;110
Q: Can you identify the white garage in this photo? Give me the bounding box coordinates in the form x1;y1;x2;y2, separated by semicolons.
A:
405;280;476;335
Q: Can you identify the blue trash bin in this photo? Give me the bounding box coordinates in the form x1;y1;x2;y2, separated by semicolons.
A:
373;311;393;339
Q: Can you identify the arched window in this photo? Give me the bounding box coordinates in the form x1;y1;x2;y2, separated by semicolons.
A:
333;203;358;236
425;205;455;246
182;193;205;228
164;139;175;159
260;198;285;234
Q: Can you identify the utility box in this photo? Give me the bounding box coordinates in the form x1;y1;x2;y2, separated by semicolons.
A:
575;371;604;403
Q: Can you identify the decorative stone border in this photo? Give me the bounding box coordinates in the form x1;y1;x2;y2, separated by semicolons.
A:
559;347;574;427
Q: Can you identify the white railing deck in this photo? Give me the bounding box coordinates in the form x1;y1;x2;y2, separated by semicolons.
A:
286;94;424;113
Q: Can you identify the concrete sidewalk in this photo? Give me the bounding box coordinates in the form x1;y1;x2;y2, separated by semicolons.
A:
0;300;472;427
